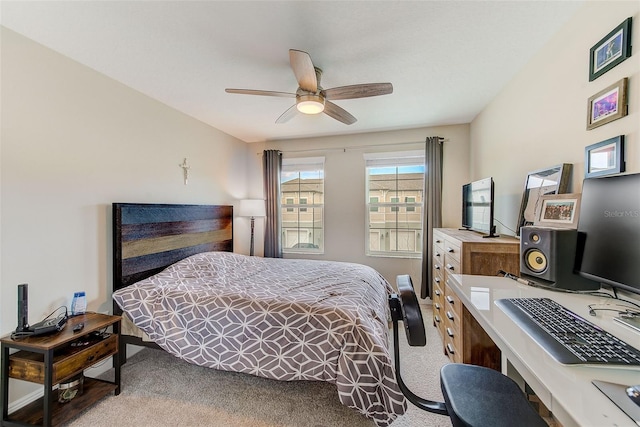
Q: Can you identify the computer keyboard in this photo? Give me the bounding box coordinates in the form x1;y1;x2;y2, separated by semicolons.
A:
496;297;640;365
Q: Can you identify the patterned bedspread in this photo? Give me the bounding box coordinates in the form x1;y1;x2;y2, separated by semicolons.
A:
112;251;406;425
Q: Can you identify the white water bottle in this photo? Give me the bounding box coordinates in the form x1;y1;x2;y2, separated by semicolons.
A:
71;291;86;316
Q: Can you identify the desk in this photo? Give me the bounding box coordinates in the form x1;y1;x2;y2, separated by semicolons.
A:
448;274;640;427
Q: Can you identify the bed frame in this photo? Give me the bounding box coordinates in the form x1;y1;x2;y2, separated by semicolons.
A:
112;203;233;360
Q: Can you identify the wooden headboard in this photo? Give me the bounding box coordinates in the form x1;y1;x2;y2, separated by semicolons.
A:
112;203;233;300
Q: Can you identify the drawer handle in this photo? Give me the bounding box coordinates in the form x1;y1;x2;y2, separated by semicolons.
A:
434;303;441;310
435;253;441;257
434;278;441;284
436;239;442;243
446;327;454;337
446;296;454;304
435;315;441;323
446;264;455;271
446;247;455;253
446;311;454;320
435;265;440;270
446;343;455;354
434;288;441;295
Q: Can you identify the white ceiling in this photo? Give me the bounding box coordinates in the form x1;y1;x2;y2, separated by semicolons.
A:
1;1;584;143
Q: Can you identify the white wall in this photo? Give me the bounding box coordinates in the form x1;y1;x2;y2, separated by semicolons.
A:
471;1;640;235
255;124;470;286
1;28;251;402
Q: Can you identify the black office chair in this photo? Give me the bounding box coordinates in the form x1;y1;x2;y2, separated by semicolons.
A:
390;275;548;427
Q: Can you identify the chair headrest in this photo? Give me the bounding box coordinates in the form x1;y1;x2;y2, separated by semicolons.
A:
395;275;426;347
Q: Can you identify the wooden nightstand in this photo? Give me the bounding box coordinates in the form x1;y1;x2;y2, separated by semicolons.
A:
1;313;121;427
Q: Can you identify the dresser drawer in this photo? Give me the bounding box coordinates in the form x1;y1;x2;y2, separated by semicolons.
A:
444;257;461;277
444;304;460;331
444;239;461;263
444;286;462;318
444;334;462;363
433;231;446;251
433;248;444;267
433;281;444;315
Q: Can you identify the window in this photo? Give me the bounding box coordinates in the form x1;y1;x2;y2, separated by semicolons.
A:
369;197;379;212
365;151;424;258
391;197;399;212
406;197;416;212
285;198;294;212
281;157;324;253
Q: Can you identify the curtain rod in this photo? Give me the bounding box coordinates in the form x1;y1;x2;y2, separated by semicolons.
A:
257;138;448;155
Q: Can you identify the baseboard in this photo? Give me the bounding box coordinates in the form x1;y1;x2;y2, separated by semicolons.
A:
8;388;43;414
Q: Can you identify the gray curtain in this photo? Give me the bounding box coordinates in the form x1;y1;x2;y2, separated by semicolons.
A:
421;136;444;299
263;150;283;258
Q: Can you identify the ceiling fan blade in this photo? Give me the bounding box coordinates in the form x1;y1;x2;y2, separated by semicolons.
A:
289;49;317;93
275;105;298;124
225;89;296;98
323;83;393;100
324;101;357;125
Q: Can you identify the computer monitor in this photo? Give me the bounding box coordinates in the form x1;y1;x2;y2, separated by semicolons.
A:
575;173;640;296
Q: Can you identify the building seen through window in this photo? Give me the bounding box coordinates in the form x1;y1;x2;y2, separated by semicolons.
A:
280;157;324;253
365;152;424;258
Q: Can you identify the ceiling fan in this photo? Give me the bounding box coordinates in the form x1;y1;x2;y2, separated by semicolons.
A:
225;49;393;125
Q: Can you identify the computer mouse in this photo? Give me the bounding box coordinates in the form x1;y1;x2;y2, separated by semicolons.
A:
627;385;640;407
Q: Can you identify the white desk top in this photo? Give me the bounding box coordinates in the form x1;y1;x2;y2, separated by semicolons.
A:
448;274;640;427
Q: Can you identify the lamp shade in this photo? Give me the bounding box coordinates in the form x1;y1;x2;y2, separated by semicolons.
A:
239;199;266;218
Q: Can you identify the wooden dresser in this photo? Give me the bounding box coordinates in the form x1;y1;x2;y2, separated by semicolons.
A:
432;228;520;369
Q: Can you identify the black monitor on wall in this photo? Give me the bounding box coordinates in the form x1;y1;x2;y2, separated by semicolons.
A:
575;173;640;296
462;177;497;238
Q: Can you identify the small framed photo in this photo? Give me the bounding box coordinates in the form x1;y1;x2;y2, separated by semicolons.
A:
589;17;632;81
585;136;625;178
534;193;581;229
586;78;628;130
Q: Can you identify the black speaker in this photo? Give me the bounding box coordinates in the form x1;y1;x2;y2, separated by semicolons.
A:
520;227;599;291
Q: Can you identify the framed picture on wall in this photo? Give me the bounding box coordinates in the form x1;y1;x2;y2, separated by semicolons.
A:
589;17;632;81
586;78;628;130
585;136;625;178
533;193;581;229
516;163;572;235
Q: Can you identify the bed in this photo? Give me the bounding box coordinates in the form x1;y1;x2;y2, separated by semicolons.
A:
111;203;406;426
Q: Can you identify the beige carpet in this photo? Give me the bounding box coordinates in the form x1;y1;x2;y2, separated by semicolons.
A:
65;304;452;427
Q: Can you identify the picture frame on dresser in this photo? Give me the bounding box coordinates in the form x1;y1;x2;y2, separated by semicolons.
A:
516;163;572;235
585;136;625;178
586;78;628;130
589;17;632;81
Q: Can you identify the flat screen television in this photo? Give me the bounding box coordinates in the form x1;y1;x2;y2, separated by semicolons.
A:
461;177;497;238
575;173;640;296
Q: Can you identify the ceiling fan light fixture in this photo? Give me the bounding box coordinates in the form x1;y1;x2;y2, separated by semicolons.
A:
296;94;325;114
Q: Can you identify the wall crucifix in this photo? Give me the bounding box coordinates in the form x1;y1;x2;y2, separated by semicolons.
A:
179;158;190;185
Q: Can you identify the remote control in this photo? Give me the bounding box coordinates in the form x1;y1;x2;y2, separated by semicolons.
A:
73;323;84;332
